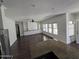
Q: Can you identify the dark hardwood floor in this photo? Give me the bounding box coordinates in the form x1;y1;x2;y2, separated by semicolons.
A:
11;36;31;59
11;33;44;59
11;33;79;59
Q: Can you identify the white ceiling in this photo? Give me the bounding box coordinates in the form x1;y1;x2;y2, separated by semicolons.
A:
3;0;79;21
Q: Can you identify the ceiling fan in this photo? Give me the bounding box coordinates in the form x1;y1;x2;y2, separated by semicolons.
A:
31;19;34;22
30;19;39;23
23;19;39;23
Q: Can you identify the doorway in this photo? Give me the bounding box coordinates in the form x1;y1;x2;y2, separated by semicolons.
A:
75;19;79;43
16;24;20;39
71;12;79;44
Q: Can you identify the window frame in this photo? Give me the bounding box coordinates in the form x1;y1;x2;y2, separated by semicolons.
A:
43;24;46;31
43;24;48;32
48;24;52;33
53;23;58;35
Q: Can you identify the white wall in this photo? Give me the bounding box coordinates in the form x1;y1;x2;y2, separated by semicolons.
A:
1;5;17;46
72;13;79;44
23;21;28;32
19;22;24;36
66;1;79;44
16;21;41;36
66;13;71;44
66;13;76;44
3;17;17;46
23;21;42;36
0;8;3;29
16;22;24;36
41;14;67;44
28;22;38;31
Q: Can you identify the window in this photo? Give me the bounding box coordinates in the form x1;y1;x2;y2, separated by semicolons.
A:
68;21;74;36
43;24;46;31
48;24;52;33
43;24;48;32
53;23;58;35
45;24;48;32
28;22;38;30
38;23;40;30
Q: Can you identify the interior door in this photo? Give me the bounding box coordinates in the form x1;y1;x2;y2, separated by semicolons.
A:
76;20;79;44
16;24;20;38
